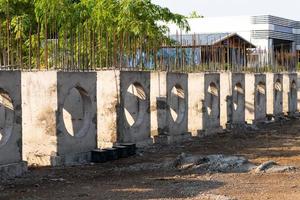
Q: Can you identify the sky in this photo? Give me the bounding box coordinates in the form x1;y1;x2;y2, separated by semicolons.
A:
152;0;300;21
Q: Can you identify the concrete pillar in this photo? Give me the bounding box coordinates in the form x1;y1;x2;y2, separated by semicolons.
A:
244;73;255;123
265;73;274;115
220;72;232;128
244;73;266;123
97;70;120;148
188;73;205;136
150;71;167;137
22;71;58;166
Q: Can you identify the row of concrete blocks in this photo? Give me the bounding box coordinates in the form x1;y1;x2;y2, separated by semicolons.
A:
0;71;298;179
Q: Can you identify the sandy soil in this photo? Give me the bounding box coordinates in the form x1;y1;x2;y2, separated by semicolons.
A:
1;119;300;200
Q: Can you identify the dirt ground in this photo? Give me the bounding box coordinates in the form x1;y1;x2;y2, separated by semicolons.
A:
1;119;300;200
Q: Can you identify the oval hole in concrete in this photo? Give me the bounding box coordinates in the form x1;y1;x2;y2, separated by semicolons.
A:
62;86;92;138
124;82;147;127
291;80;297;98
233;82;244;111
274;79;282;101
207;82;219;116
170;84;185;124
256;81;266;107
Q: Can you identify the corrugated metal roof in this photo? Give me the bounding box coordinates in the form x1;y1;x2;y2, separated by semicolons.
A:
169;32;255;48
170;33;233;46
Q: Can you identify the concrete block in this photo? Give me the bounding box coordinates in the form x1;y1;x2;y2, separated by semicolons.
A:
119;71;152;147
166;73;189;141
220;72;232;128
188;73;204;136
0;71;26;179
97;70;120;148
150;71;167;137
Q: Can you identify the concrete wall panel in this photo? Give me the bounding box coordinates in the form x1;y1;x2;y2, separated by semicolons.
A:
119;71;151;147
56;72;97;159
283;73;298;115
254;74;267;122
167;73;188;137
244;74;255;123
204;73;221;130
231;73;246;124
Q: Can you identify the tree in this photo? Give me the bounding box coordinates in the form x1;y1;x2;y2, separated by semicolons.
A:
0;0;190;69
188;11;204;19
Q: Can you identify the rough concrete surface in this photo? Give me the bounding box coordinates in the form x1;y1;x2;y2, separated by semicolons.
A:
119;71;152;147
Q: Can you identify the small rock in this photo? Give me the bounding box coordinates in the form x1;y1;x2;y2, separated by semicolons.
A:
255;161;277;173
266;165;296;173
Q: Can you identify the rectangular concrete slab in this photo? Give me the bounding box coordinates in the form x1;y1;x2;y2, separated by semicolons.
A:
203;73;221;131
166;73;188;137
56;72;97;159
150;71;167;137
188;73;204;136
22;71;58;166
220;72;232;128
119;71;152;147
97;70;120;148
